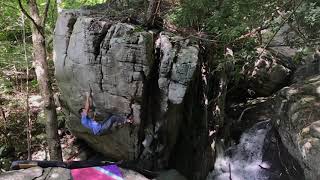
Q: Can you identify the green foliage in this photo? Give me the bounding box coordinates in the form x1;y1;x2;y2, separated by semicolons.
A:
133;25;145;32
0;41;33;69
169;0;280;79
0;1;30;41
0;0;56;70
170;0;286;43
0;77;13;94
60;0;107;9
44;1;59;40
170;0;320;45
169;0;216;29
168;0;288;81
295;1;320;39
168;0;316;90
30;79;38;89
169;0;320;72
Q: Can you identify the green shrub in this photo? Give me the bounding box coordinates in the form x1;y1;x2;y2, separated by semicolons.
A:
0;77;13;94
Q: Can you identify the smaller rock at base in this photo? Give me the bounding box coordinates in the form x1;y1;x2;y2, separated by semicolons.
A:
120;168;150;180
0;167;43;180
156;169;187;180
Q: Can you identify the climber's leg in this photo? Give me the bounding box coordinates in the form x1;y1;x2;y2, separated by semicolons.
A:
96;115;127;135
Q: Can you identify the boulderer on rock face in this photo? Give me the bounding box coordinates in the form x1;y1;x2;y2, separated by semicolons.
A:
53;8;211;180
2;1;320;180
55;11;154;160
52;7;310;180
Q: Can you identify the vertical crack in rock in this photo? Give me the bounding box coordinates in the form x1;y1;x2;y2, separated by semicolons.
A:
140;32;202;171
99;53;104;92
63;16;77;68
41;167;52;180
86;19;110;94
98;24;116;92
137;34;160;168
158;35;176;168
93;21;111;92
54;11;78;82
165;43;181;102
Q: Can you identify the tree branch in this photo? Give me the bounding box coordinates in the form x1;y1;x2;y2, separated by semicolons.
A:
233;26;268;42
17;0;44;38
258;0;304;58
42;0;50;26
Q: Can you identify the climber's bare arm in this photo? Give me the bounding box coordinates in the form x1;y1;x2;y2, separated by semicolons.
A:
84;92;90;114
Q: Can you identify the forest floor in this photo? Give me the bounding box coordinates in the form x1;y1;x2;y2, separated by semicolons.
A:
0;67;90;173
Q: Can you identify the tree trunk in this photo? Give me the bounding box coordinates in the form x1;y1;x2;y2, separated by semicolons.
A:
145;0;159;27
56;0;63;13
27;0;62;161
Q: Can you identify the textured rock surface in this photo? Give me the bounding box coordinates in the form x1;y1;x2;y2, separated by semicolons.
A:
54;10;209;179
262;129;305;180
272;75;320;179
54;10;154;160
156;169;187;180
138;32;199;169
121;168;150;180
226;98;273;140
268;24;299;58
242;24;303;97
157;32;198;105
0;167;71;180
293;52;320;83
36;167;71;180
243;48;296;96
0;167;43;180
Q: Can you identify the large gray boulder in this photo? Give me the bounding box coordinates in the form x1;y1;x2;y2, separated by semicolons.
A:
243;48;296;96
272;75;320;179
54;10;210;179
242;24;300;97
55;11;153;160
156;169;187;180
138;32;199;169
0;167;71;180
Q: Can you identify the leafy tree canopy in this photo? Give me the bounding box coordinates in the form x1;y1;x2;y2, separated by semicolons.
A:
60;0;107;9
